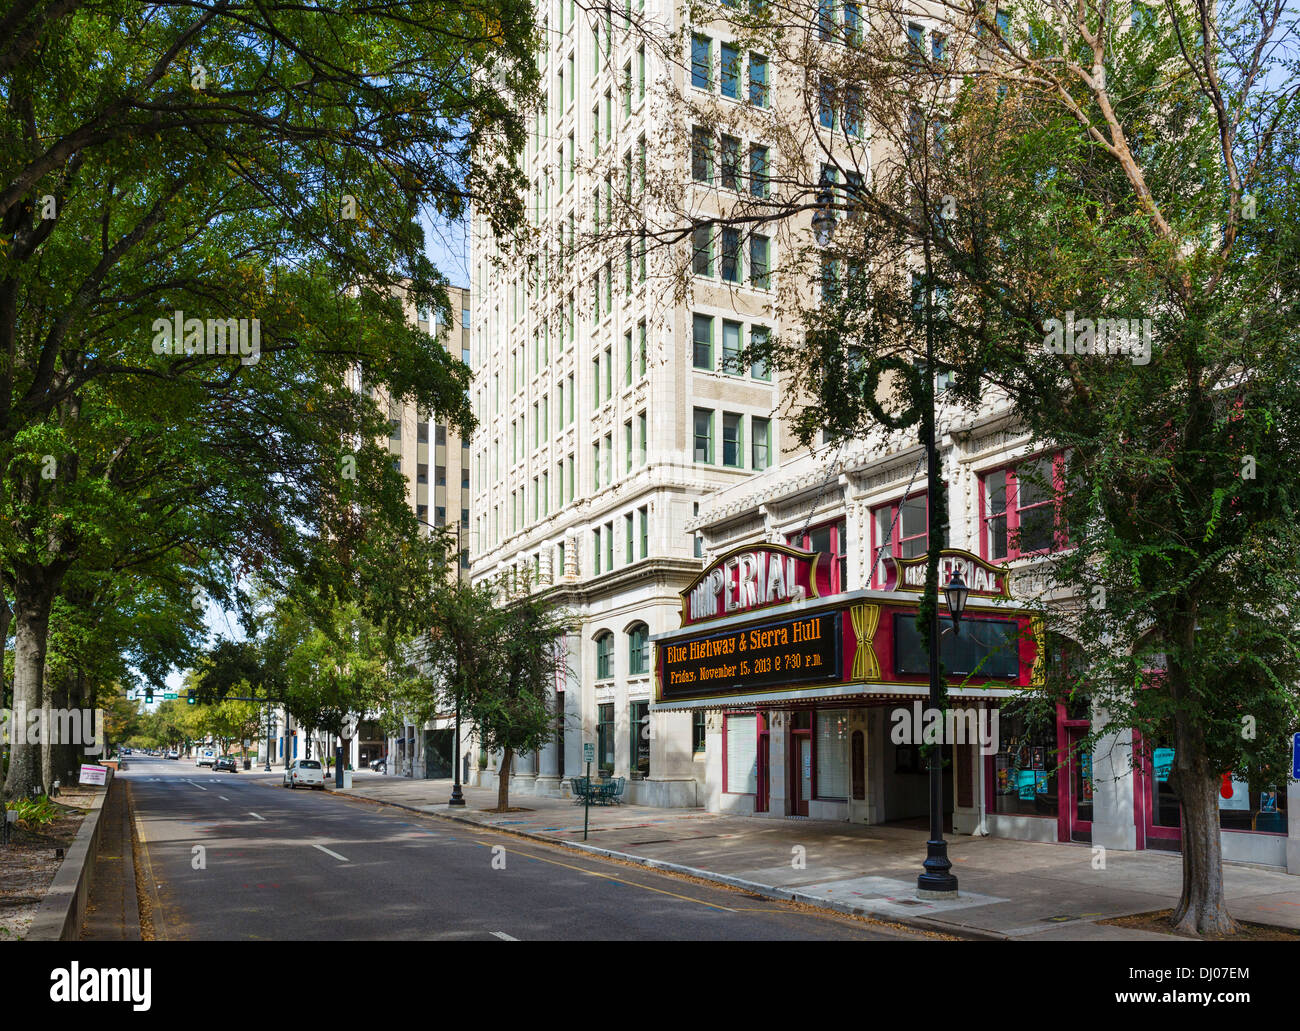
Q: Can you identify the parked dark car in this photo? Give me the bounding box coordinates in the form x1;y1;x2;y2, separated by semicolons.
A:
368;756;386;773
214;755;239;773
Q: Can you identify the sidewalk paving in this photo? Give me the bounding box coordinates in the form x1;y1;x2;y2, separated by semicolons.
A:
323;771;1300;941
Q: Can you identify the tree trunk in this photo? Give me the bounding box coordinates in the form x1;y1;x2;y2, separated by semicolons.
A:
1169;720;1235;935
0;591;10;710
4;578;56;800
497;747;513;811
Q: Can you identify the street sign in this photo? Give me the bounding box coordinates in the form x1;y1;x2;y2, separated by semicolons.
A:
583;742;595;763
163;693;177;700
1292;732;1299;781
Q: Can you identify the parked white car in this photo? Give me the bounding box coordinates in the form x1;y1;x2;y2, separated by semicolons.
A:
283;759;325;790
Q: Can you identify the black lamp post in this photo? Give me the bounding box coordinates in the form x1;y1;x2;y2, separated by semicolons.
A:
808;179;958;897
449;521;466;806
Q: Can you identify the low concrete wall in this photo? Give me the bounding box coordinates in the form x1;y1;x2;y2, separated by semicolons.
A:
26;771;114;941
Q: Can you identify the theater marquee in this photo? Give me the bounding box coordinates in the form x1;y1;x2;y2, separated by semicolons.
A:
660;611;842;702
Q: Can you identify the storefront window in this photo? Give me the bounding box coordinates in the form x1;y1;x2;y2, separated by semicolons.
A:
993;705;1058;817
1153;745;1290;835
814;709;850;800
724;713;758;794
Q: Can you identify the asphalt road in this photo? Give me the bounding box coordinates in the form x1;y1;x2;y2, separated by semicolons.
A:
121;756;934;941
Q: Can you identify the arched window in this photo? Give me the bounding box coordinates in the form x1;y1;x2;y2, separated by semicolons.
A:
595;632;614;680
628;623;649;675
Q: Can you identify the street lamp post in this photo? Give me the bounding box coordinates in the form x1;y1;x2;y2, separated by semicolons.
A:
449;521;466;806
811;180;958;897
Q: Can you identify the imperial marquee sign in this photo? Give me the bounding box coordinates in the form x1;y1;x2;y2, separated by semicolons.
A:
680;543;832;627
660;611;842;701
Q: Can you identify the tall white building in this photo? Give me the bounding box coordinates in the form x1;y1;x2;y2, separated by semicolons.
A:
469;0;784;805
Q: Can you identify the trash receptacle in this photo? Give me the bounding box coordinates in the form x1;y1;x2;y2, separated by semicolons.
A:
343;770;353;789
243;757;251;770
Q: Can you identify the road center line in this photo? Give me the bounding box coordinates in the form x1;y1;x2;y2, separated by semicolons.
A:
490;931;518;941
312;843;349;863
471;839;736;912
187;781;207;791
248;812;266;821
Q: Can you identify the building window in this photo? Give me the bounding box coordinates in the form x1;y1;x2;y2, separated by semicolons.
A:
724;713;757;794
722;412;743;467
751;326;770;379
721;42;740;99
638;505;648;558
638;320;647;376
630;699;650;777
721;228;741;283
596;633;614;681
750;235;770;289
692;225;713;276
693;408;713;463
789;519;848;593
597;702;616;774
749;144;769;197
815;709;850;800
872;492;939;585
819;77;836;128
720;135;740;190
629;623;649;675
693;711;707;753
752;416;771;469
691;127;712;182
691;34;712;89
593;526;602;573
748;53;769;107
981;452;1068;560
692;314;713;369
722;319;742;373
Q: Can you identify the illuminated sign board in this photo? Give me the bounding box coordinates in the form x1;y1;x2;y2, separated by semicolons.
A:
680;544;833;627
660;612;842;701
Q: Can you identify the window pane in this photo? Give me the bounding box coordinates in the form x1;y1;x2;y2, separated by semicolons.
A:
722;413;741;467
691;127;712;182
720;135;740;190
750;235;770;289
750;325;770;378
694;408;712;462
748;54;768;107
692;225;713;275
721;43;740;98
722;320;741;372
692;314;713;369
691;34;711;89
749;145;769;197
721;228;741;283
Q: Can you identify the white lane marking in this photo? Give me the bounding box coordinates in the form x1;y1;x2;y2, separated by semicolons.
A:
187;780;207;791
312;844;349;863
219;795;230;801
491;931;519;941
248;812;266;821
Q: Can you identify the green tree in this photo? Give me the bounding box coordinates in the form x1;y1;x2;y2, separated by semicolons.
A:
0;0;537;800
421;578;573;811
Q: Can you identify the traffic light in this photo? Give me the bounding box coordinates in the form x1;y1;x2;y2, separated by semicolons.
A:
144;687;154;703
187;689;196;706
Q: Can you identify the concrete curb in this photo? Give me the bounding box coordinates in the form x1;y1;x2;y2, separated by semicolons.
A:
27;772;114;942
322;787;1006;941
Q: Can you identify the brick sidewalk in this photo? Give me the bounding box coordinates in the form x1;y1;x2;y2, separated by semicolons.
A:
327;772;1300;941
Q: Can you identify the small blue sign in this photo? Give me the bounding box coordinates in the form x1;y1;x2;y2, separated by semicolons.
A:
1292;732;1299;780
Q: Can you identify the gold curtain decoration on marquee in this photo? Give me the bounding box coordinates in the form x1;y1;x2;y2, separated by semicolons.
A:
850;603;881;682
1030;615;1046;686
